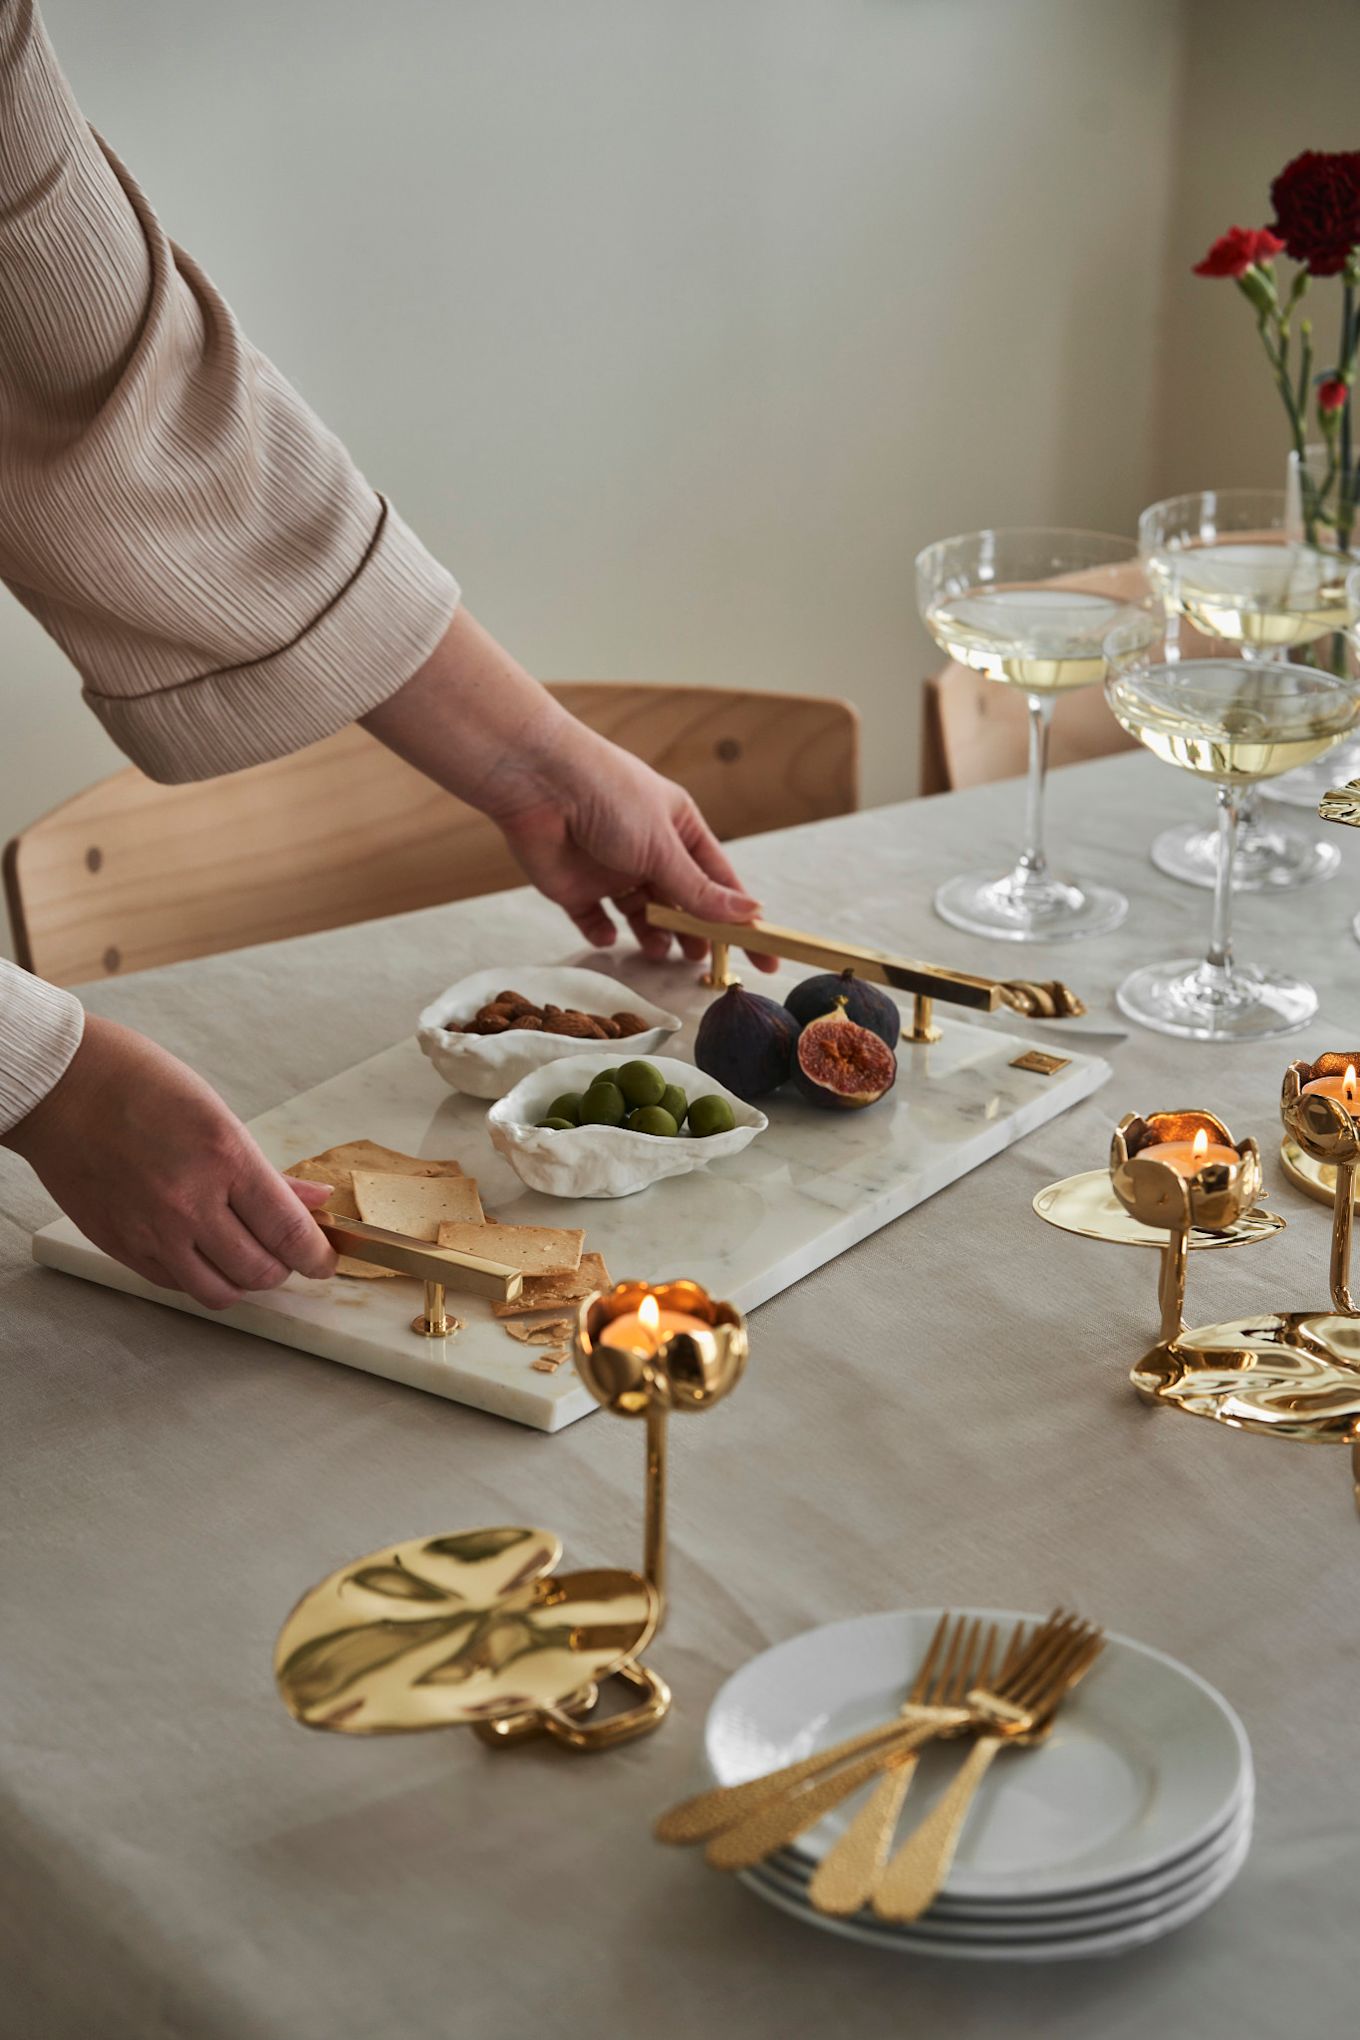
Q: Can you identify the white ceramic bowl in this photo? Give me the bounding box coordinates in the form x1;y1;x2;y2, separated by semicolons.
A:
488;1053;767;1199
418;968;682;1100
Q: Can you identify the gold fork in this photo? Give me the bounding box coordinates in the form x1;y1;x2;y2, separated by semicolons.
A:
872;1614;1105;1923
655;1610;968;1849
702;1615;995;1874
807;1617;1025;1918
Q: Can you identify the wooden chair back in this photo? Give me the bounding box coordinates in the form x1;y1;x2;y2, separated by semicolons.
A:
5;683;859;986
919;660;1137;795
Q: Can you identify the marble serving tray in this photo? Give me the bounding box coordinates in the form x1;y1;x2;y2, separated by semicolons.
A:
33;1008;1109;1432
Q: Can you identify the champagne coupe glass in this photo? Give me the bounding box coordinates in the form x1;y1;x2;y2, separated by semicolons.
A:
916;529;1156;941
1105;622;1360;1040
1268;445;1360;807
1140;489;1349;890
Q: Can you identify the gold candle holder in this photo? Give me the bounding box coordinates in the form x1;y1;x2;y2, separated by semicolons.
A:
1280;1055;1360;1310
275;1278;747;1756
1109;1111;1263;1344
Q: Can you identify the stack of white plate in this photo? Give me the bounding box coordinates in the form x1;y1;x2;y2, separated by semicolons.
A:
703;1608;1252;1962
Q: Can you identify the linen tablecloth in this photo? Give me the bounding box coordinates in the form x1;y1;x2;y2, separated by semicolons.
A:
2;751;1357;2040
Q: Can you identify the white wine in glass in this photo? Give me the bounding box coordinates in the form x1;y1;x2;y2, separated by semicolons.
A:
1139;489;1351;892
918;530;1155;942
1106;631;1360;1040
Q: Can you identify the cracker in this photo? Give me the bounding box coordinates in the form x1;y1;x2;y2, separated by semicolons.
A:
502;1316;575;1345
352;1170;485;1241
530;1351;570;1374
436;1220;583;1277
286;1142;465;1276
491;1250;611;1317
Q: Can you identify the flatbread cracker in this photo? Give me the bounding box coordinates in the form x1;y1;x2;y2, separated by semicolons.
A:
352;1170;485;1240
492;1250;611;1317
530;1351;570;1374
436;1221;583;1278
502;1316;575;1345
285;1142;466;1278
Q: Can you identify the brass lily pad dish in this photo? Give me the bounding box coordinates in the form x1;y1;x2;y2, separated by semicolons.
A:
275;1525;658;1736
1033;1171;1285;1251
1134;1317;1360;1509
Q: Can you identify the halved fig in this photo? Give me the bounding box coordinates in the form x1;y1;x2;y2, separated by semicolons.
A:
792;1003;897;1110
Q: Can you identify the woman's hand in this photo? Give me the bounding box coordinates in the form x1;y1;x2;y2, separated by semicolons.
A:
4;1016;336;1309
492;730;779;967
363;606;778;969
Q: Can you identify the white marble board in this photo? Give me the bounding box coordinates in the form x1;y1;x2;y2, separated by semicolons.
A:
33;1006;1109;1432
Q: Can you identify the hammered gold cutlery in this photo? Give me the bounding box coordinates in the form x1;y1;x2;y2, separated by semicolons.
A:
872;1613;1105;1923
806;1617;1021;1918
699;1615;992;1874
654;1610;968;1848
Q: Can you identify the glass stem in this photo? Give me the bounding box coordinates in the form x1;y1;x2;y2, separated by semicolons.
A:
1205;784;1239;990
1016;693;1054;887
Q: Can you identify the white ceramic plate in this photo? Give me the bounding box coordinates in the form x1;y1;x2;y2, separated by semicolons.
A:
704;1609;1250;1902
488;1052;766;1199
738;1820;1251;1962
418;968;681;1099
762;1793;1253;1929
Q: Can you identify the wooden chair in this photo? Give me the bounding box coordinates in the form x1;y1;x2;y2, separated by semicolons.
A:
919;659;1137;795
4;683;859;987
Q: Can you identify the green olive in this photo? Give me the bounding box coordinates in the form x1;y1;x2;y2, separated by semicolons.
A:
593;1066;622;1088
659;1083;688;1124
629;1105;679;1137
687;1094;736;1138
618;1059;666;1108
545;1092;583;1125
537;1116;575;1131
579;1082;627;1127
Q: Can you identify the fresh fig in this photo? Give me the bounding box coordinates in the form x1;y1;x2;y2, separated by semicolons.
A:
694;982;798;1100
792;1002;897;1110
785;968;900;1050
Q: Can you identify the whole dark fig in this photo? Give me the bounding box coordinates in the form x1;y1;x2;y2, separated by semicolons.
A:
792;1003;897;1110
694;982;797;1100
785;968;900;1050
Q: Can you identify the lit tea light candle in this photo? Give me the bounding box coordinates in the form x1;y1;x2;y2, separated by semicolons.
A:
1136;1126;1239;1178
599;1292;710;1355
1302;1063;1360;1110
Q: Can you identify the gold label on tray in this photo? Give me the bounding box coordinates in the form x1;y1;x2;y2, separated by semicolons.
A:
1009;1050;1071;1076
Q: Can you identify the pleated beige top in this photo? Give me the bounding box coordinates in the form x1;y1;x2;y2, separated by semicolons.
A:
0;0;461;1130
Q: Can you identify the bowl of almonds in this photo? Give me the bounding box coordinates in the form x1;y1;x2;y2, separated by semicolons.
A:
418;967;682;1098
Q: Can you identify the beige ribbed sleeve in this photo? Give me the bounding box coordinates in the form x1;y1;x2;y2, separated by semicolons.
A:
0;960;82;1133
0;0;462;1128
0;0;460;782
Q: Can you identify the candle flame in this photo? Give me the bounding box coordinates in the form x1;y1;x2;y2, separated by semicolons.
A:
1192;1128;1208;1162
1347;1065;1356;1104
638;1294;661;1336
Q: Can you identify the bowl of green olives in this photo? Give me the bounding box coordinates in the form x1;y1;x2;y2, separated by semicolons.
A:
487;1054;767;1198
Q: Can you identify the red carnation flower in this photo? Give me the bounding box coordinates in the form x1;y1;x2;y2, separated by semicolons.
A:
1192;225;1285;278
1270;151;1360;276
1318;375;1349;415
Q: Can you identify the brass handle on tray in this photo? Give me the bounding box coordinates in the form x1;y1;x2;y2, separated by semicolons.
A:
643;906;1085;1043
315;1214;523;1335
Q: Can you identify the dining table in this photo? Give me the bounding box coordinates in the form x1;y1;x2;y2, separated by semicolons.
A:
3;747;1358;2040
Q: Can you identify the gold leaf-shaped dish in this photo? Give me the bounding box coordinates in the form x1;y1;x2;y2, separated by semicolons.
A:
275;1524;658;1733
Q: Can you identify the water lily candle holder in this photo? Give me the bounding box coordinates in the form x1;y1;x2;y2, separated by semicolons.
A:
1110;1111;1262;1344
274;1277;747;1758
1282;1056;1360;1312
575;1281;748;1618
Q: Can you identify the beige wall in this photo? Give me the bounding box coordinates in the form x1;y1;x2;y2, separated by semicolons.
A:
2;0;1200;957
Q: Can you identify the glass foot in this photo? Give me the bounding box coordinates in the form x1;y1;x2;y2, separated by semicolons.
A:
934;869;1128;943
1116;958;1317;1041
1269;738;1360;809
1151;817;1340;891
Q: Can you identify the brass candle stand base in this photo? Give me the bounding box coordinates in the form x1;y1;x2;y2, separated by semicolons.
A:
275;1280;747;1756
1133;1317;1360;1515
